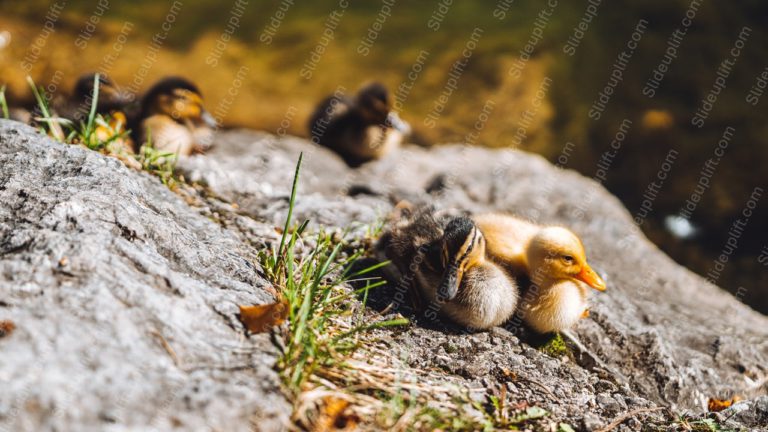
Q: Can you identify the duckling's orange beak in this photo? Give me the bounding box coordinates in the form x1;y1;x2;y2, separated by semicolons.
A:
576;265;606;291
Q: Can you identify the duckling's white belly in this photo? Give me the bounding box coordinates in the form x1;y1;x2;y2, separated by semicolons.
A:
360;126;402;159
440;265;519;330
192;126;215;152
521;281;588;333
141;115;194;156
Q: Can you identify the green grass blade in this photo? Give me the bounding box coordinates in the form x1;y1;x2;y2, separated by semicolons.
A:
26;76;51;119
26;76;66;142
277;152;303;260
343;259;391;280
84;73;100;139
296;219;310;236
331;318;409;343
0;85;9;119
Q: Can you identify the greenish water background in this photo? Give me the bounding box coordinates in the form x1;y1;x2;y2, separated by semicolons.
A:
1;0;766;313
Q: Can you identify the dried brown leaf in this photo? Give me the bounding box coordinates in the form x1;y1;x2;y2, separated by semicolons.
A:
708;396;741;412
238;299;288;333
312;396;358;432
0;319;16;338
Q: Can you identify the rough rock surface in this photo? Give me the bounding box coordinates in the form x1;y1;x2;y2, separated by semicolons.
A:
0;121;289;432
2;120;768;431
181;130;768;429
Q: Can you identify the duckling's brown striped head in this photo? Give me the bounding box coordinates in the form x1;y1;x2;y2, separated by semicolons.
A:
355;82;391;125
438;217;486;300
140;76;216;128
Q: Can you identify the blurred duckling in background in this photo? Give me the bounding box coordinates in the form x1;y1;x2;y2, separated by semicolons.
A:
1;85;41;125
309;82;411;167
64;73;138;167
2;98;32;124
473;214;606;334
64;73;131;123
377;206;518;330
133;76;217;156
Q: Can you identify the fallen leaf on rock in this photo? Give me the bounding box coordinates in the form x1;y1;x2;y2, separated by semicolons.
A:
0;319;16;338
312;396;358;432
707;396;741;412
238;299;288;333
501;367;518;380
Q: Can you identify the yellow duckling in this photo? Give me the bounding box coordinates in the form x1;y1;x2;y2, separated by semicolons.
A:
308;82;410;168
473;214;606;333
378;206;518;329
134;77;217;156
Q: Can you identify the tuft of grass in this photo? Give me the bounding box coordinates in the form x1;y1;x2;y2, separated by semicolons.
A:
27;75;67;141
73;74;129;152
258;153;406;394
0;85;9;119
139;133;178;187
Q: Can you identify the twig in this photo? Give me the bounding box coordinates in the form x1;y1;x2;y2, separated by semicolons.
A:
149;329;181;367
595;406;664;432
519;376;557;401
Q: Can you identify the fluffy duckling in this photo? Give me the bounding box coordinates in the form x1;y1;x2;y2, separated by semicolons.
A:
133;77;216;156
378;207;518;329
65;74;137;166
6;106;32;124
65;73;130;122
308;82;410;167
1;84;30;123
473;214;606;333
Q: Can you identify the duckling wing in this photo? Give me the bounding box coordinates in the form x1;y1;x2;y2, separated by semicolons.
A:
377;206;444;274
308;95;352;144
473;213;539;275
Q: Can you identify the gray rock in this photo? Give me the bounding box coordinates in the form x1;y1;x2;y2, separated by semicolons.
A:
3;122;767;430
721;396;768;428
179;129;768;428
0;121;290;432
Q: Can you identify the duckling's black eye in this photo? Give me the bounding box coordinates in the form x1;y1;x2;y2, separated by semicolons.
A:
562;255;574;264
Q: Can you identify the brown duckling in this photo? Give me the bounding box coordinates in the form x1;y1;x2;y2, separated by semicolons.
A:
1;83;31;123
473;213;606;333
308;82;410;168
64;74;137;166
378;206;518;329
133;77;216;156
63;73;131;123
